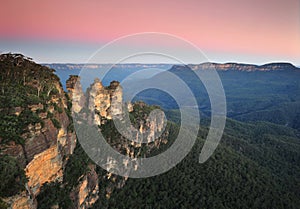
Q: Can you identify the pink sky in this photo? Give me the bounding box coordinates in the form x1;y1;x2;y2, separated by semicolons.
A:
0;0;299;63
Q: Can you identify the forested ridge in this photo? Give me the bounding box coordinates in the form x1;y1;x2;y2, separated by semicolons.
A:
94;119;300;209
0;54;299;209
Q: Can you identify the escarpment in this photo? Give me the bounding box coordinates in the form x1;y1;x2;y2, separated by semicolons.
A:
171;62;299;72
0;54;170;209
0;54;76;208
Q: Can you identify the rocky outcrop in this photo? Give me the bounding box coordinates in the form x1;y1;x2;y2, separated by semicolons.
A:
75;165;99;209
66;75;85;113
87;79;110;122
87;79;123;122
69;77;169;207
25;146;63;196
107;81;123;119
3;192;34;209
3;108;76;208
0;54;169;209
0;54;76;208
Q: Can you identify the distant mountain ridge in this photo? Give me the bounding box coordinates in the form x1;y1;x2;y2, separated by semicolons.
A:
45;62;299;72
174;62;299;72
44;63;172;71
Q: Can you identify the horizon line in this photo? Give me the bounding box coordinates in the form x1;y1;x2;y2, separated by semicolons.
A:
42;61;300;67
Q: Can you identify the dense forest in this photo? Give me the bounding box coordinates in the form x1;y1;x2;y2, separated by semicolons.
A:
90;119;300;209
0;54;299;208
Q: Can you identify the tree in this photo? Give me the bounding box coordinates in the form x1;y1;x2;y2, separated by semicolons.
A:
0;155;27;197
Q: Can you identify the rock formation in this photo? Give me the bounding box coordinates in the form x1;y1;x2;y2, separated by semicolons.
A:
67;77;169;206
74;165;99;209
0;54;76;208
0;54;169;209
66;75;85;113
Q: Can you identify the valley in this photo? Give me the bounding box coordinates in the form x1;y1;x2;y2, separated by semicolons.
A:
0;54;299;209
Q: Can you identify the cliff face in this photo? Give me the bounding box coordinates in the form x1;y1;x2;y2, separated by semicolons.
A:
25;146;63;196
0;54;169;209
75;165;99;209
0;54;76;209
4;191;34;209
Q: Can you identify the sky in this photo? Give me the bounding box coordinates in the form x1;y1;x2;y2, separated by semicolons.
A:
0;0;299;65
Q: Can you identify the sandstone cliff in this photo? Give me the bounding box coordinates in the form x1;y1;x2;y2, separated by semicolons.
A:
0;54;76;209
0;54;169;209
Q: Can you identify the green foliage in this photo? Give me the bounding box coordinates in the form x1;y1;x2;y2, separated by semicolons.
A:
47;111;54;119
0;155;27;197
0;113;23;145
50;87;59;95
63;143;91;189
51;118;61;129
36;181;73;209
134;69;300;130
90;117;300;209
0;198;8;209
20;108;41;125
0;54;60;107
0;108;41;145
53;102;63;113
0;53;63;147
128;102;160;127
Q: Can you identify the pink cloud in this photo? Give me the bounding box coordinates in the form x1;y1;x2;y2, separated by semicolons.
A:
0;0;299;59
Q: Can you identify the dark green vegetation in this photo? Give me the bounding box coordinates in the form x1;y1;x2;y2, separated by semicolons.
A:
36;181;73;209
0;54;62;147
0;155;27;197
1;57;300;208
0;54;67;205
36;102;174;209
219;70;300;129
63;143;91;189
35;143;89;209
98;120;300;209
0;54;60;107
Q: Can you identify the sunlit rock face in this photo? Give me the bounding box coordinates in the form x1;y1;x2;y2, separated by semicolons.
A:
87;79;123;123
2;83;75;166
70;77;169;206
66;75;85;113
107;81;123;119
0;55;77;209
25;146;63;196
0;52;169;209
88;78;110;121
4;191;34;209
75;165;99;209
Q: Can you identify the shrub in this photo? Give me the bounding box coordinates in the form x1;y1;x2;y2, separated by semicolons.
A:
0;155;27;197
51;118;61;129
